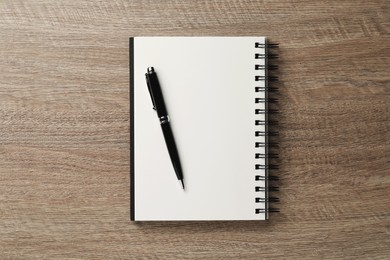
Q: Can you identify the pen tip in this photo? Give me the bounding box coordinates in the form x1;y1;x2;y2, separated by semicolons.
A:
180;179;185;190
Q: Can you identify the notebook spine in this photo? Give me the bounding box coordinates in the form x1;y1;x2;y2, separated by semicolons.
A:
254;39;279;218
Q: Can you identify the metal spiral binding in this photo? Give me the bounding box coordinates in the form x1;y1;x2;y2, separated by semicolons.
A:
254;39;280;218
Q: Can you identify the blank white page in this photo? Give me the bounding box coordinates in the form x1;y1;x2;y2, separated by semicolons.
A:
132;37;266;220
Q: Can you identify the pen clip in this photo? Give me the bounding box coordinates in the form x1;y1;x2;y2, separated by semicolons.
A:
145;71;157;111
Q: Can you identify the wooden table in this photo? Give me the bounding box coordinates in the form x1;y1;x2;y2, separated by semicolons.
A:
0;1;389;258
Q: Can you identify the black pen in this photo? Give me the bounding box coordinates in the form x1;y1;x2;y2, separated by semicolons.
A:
145;67;185;189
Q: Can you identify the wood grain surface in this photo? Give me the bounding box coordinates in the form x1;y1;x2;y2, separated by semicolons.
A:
0;0;389;259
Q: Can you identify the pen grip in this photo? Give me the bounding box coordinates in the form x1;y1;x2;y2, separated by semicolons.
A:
161;123;183;181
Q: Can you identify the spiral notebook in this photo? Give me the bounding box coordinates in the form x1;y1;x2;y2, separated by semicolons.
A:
130;37;278;221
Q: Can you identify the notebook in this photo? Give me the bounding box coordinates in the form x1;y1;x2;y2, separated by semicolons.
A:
130;37;278;221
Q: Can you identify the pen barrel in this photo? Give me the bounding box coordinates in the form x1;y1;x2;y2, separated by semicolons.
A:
161;123;184;181
148;71;168;117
